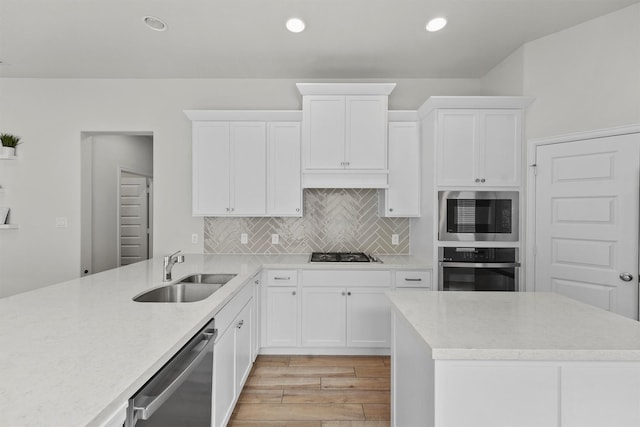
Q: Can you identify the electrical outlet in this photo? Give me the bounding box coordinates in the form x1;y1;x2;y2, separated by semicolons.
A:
271;234;279;245
191;233;198;244
392;234;399;245
240;233;248;244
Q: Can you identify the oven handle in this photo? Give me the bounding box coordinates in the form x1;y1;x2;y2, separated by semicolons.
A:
440;262;520;268
129;323;217;424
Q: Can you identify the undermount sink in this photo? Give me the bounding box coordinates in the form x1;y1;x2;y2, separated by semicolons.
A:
133;273;237;303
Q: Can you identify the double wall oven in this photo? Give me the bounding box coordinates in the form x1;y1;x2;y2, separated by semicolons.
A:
438;191;520;291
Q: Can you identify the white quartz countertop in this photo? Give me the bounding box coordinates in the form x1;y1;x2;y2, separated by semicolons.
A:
386;291;640;361
0;253;429;427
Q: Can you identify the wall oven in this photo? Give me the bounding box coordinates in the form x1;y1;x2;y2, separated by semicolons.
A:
438;191;519;242
438;247;519;291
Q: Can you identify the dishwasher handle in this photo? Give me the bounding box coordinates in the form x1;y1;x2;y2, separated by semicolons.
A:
129;322;217;425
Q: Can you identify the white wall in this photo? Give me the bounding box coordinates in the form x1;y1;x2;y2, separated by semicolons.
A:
0;78;482;297
88;134;153;274
482;3;640;139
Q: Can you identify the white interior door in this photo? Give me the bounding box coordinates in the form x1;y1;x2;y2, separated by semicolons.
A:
119;175;149;266
534;134;639;319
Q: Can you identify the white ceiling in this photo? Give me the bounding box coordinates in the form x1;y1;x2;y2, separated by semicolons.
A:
0;0;638;79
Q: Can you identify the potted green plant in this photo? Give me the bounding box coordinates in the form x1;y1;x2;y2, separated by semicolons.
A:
0;133;21;157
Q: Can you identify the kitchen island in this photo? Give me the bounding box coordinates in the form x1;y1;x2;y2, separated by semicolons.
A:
0;253;429;427
387;291;640;427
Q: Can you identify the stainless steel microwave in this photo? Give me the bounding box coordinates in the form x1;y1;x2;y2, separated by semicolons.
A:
438;191;519;242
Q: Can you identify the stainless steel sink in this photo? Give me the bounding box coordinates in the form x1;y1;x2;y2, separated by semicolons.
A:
133;273;237;303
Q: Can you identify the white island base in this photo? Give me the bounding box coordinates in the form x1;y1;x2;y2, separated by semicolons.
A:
389;292;640;427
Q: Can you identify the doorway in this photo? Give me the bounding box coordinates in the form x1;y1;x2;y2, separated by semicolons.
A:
527;128;640;320
81;133;153;275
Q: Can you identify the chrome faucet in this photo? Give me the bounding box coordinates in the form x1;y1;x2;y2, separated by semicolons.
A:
163;250;184;282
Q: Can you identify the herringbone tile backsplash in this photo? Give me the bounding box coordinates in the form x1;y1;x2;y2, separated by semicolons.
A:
204;189;410;254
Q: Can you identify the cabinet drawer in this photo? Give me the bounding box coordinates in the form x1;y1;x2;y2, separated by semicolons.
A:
302;270;391;287
395;270;432;289
266;270;298;285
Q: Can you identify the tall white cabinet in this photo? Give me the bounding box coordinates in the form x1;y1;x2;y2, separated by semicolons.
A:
379;113;421;217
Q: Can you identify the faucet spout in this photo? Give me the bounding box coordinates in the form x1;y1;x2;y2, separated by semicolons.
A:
163;250;184;282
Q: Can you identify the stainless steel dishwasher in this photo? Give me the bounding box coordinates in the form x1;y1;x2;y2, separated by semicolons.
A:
125;319;217;427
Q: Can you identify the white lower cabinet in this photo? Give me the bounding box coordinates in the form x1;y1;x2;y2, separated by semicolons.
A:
346;287;390;347
301;287;346;347
261;270;299;348
301;286;390;348
212;281;255;427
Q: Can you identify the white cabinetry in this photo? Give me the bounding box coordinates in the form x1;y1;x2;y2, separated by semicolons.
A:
379;118;420;217
297;83;395;188
436;109;522;187
418;97;534;188
261;270;299;348
185;111;302;217
212;280;255;427
300;270;392;351
192;121;266;216
268;122;302;216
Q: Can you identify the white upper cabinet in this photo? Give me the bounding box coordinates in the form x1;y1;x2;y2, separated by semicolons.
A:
419;96;534;188
380;118;420;217
230;122;267;215
268;122;302;216
185;111;302;217
298;83;395;188
191;121;266;216
436;109;522;187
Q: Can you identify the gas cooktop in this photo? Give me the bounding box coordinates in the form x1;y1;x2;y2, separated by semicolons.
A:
309;252;382;263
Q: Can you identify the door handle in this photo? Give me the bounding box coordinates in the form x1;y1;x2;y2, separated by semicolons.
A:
619;272;634;282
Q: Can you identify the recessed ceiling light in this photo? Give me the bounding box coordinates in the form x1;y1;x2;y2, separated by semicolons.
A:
143;16;168;32
426;17;447;32
286;17;306;33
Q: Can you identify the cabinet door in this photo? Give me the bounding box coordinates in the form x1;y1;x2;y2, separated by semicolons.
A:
268;122;302;216
192;122;230;215
230;122;266;215
384;121;420;217
264;286;298;347
346;287;391;347
235;301;253;392
436;110;478;186
301;287;346;347
479;110;521;186
346;96;387;169
212;325;235;427
303;96;345;170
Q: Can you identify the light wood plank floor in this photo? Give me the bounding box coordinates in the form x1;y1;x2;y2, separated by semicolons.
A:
228;355;391;427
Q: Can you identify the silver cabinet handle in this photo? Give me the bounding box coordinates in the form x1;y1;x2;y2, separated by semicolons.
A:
226;207;230;212
254;280;259;284
389;208;393;212
404;278;422;282
347;291;351;296
274;276;291;281
475;178;480;183
340;161;344;167
237;320;244;329
292;290;297;296
341;291;346;296
480;178;486;183
345;161;350;167
296;208;300;212
620;272;634;282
